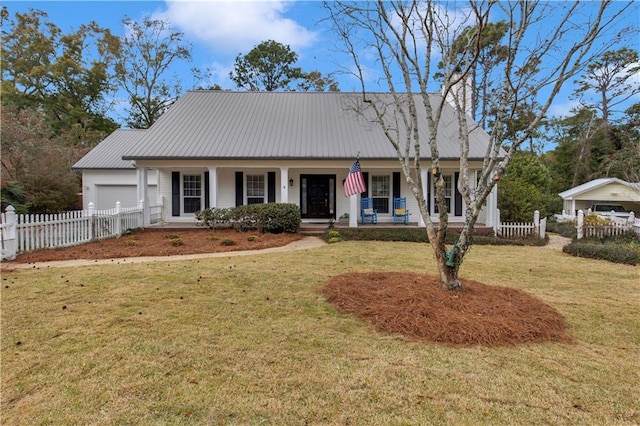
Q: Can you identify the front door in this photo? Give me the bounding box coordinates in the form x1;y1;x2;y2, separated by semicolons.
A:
301;175;335;219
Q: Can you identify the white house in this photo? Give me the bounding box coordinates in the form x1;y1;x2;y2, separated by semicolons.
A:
73;91;499;227
558;178;640;217
73;129;158;210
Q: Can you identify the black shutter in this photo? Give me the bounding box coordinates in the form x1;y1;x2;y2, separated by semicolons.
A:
455;172;463;216
235;172;243;206
362;172;369;197
171;172;180;217
204;171;210;209
267;171;276;203
393;172;401;199
427;173;431;212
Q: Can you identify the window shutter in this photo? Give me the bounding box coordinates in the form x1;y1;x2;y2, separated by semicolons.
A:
427;173;431;212
171;172;180;217
454;172;463;216
204;171;210;209
235;172;243;206
267;171;276;203
393;172;401;199
362;172;369;197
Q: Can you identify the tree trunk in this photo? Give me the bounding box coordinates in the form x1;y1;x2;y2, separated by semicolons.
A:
437;257;462;291
432;241;463;291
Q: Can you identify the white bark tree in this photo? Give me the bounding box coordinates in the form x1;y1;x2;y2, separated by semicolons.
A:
325;0;632;290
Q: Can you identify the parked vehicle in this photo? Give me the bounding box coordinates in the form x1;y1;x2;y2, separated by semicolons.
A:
589;204;632;219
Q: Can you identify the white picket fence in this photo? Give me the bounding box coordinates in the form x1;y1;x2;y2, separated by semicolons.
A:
576;210;640;239
494;209;547;239
1;201;163;261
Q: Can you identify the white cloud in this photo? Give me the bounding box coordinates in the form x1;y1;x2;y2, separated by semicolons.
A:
548;99;582;119
157;1;317;55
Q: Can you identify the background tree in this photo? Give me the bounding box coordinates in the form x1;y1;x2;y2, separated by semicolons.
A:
1;106;79;213
497;152;560;222
1;7;119;212
443;21;509;128
297;70;340;92
1;7;119;147
230;40;304;91
574;47;640;126
230;40;339;92
601;103;640;184
326;1;630;290
114;16;191;128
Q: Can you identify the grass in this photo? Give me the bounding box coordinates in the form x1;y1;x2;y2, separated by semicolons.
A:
1;241;639;425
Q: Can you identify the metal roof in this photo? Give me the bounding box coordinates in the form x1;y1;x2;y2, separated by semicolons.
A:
121;91;493;161
558;178;640;199
73;129;145;170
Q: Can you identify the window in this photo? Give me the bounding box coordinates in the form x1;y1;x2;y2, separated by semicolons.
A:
183;174;201;213
433;174;452;213
371;175;390;213
247;174;265;204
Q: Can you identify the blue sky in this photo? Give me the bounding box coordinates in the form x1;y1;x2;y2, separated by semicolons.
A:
4;0;639;124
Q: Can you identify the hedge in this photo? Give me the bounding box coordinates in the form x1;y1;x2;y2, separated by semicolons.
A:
563;241;640;265
195;203;301;233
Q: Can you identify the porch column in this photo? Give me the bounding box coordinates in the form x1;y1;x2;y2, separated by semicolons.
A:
280;167;289;203
419;169;429;227
208;167;217;208
349;194;358;227
486;184;498;227
137;167;150;226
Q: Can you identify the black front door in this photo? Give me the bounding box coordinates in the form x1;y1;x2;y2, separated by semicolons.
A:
301;175;335;219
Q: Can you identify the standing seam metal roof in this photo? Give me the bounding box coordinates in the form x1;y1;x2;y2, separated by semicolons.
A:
121;91;492;161
73;129;145;169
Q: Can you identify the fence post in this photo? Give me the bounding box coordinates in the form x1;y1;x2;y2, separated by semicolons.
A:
534;210;540;236
494;208;501;236
87;202;96;241
138;199;147;228
2;205;18;261
577;209;584;240
115;201;122;237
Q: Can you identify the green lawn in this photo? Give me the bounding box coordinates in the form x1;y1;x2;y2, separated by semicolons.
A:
2;241;639;425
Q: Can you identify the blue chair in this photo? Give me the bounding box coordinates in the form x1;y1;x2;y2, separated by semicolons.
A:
360;197;378;224
393;197;409;224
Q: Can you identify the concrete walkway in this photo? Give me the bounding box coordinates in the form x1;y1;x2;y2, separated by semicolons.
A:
4;236;327;270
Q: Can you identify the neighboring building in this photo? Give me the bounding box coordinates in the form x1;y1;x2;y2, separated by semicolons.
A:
74;91;499;227
558;178;640;217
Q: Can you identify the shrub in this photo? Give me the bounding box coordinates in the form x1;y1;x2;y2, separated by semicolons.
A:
326;230;342;243
546;220;577;239
247;235;258;242
326;228;545;246
221;239;236;246
197;203;301;233
253;203;301;233
195;207;233;229
563;241;639;265
163;233;184;246
169;238;184;246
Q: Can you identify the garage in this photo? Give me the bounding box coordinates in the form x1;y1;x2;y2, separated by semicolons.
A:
95;185;156;210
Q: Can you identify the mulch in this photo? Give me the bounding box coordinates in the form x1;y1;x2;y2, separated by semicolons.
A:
322;272;571;346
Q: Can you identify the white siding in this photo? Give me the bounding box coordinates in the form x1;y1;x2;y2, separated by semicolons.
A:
81;169;157;210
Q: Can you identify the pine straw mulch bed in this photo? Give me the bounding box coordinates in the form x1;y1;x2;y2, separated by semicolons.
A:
322;272;571;347
7;228;303;264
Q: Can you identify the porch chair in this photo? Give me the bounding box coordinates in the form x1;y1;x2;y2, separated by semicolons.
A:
393;197;410;224
360;197;378;224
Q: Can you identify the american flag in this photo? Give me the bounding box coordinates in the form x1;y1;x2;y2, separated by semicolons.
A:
344;158;367;197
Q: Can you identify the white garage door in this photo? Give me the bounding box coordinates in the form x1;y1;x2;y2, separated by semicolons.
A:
96;185;138;210
95;185;157;210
